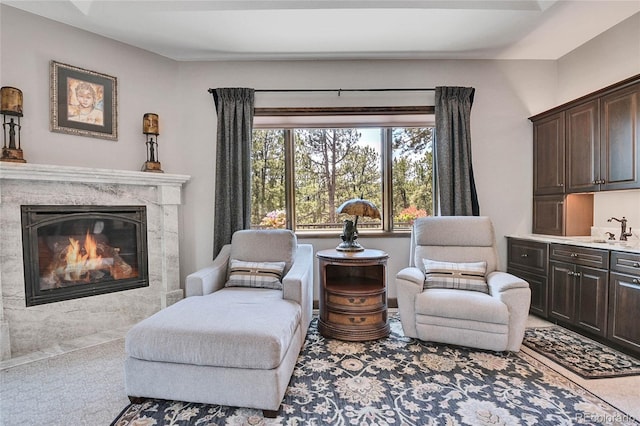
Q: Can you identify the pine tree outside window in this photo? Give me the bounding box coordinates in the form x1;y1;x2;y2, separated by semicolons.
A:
251;113;434;234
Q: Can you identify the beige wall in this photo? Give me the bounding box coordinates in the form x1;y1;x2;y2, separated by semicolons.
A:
1;5;638;299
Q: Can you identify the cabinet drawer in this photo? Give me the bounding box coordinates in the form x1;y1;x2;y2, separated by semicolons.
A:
610;251;640;276
549;244;609;268
327;292;385;309
327;311;385;327
508;239;548;275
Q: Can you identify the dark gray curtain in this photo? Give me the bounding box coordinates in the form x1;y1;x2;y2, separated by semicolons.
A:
211;88;255;257
435;86;480;216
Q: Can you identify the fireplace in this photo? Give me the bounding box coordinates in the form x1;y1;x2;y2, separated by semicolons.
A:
21;205;149;306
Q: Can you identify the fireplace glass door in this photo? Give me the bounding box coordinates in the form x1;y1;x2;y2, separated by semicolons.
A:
21;205;149;306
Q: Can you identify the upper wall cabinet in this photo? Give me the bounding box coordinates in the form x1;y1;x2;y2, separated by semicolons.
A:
566;100;599;193
531;76;640;196
600;83;640;191
533;112;565;195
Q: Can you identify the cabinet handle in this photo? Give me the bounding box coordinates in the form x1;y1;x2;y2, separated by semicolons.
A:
600;179;606;184
520;253;528;258
348;317;367;324
633;279;639;284
633;262;640;268
567;271;574;276
348;297;367;305
570;253;579;258
575;272;581;278
557;183;564;187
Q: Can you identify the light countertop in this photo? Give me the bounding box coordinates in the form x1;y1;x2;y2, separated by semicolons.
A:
507;234;640;254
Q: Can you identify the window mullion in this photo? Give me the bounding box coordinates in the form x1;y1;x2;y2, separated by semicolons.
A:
382;128;393;232
284;129;296;230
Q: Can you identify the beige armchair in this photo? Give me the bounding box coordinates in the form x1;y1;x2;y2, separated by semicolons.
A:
396;216;531;352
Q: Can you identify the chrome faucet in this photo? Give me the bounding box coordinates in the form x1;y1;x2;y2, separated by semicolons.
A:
608;216;633;241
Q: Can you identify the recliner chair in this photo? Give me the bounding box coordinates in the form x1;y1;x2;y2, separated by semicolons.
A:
396;216;531;352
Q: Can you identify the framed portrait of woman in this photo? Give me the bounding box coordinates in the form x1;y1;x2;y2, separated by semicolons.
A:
50;61;117;140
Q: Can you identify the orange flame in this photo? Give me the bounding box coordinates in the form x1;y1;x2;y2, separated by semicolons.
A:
63;230;104;281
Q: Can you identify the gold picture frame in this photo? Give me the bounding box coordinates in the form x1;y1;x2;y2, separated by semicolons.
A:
50;61;117;140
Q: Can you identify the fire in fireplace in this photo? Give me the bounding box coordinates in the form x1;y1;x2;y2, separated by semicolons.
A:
21;205;149;306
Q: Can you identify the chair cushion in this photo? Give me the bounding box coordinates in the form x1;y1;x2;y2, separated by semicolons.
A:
422;259;488;293
415;288;509;325
125;288;301;370
226;259;285;290
230;229;297;274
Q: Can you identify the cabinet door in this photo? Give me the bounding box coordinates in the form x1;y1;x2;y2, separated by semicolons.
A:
608;272;640;353
533;195;564;235
549;261;574;322
533;112;565;195
566;100;600;193
574;266;608;336
600;83;640;190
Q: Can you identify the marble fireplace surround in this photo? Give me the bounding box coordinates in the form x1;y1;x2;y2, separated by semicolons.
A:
0;163;190;360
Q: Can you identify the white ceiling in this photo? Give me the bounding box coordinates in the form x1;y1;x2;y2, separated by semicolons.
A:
4;0;640;61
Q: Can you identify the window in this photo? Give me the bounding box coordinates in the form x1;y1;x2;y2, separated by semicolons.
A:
251;122;433;233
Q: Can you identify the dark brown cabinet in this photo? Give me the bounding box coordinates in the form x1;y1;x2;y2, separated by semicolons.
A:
317;249;389;341
566;100;600;193
533;112;565;195
507;238;548;316
507;237;640;356
532;193;593;236
600;83;640;191
548;244;609;336
608;251;640;353
530;76;639;236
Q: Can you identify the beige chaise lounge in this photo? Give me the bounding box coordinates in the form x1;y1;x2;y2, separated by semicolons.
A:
124;230;313;417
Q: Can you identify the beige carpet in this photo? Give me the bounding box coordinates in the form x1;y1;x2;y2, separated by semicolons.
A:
0;339;129;426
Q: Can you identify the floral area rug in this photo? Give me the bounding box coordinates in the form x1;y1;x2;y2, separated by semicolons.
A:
523;326;640;379
112;317;638;425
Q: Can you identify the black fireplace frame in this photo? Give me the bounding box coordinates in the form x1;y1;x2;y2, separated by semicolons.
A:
21;205;149;306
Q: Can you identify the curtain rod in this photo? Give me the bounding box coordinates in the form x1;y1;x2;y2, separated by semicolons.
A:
208;87;435;95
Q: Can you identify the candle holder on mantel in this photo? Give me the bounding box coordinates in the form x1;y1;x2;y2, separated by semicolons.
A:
1;86;27;163
142;113;163;173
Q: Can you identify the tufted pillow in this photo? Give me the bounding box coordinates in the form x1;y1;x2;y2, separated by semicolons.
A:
422;259;488;293
226;259;286;290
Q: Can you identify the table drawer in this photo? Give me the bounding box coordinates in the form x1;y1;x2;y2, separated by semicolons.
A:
327;311;385;327
327;292;385;309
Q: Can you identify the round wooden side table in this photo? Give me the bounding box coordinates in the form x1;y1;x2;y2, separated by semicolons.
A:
317;248;390;341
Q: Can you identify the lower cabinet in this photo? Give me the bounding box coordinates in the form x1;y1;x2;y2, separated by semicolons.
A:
548;244;609;336
549;260;609;336
507;237;640;355
507;238;548;317
607;251;640;353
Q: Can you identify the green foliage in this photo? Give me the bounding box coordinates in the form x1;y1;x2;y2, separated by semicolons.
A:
251;126;433;230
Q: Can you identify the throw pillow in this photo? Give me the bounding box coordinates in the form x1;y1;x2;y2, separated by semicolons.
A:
226;259;286;290
422;259;488;293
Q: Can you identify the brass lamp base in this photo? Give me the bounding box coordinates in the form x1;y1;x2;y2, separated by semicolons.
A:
142;161;163;173
1;148;26;163
336;241;364;252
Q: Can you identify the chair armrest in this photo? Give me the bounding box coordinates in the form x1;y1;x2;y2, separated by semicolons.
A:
396;266;424;286
395;266;424;338
487;271;531;351
185;245;231;297
283;244;314;329
487;271;529;294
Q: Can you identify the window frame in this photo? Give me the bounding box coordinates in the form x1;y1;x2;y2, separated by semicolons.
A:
253;106;435;237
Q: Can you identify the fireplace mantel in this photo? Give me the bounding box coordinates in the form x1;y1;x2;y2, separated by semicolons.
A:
0;162;190;360
0;162;190;187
